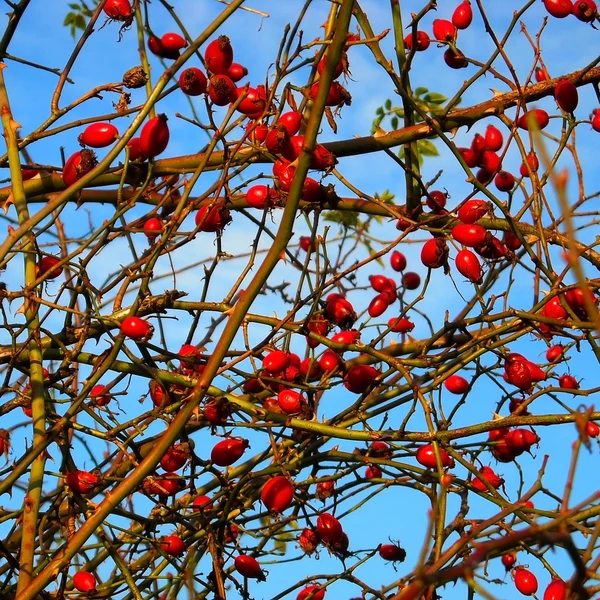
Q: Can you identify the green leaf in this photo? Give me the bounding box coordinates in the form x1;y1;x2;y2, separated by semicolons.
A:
418;139;439;157
390;116;399;130
414;86;429;97
384;98;392;110
375;106;384;115
423;92;448;105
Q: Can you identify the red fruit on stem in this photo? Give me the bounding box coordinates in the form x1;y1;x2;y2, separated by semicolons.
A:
317;52;346;79
277;111;303;136
471;465;504;492
90;384;111;407
433;19;457;42
103;0;133;20
388;316;415;333
143;472;183;498
365;465;383;479
558;374;579;389
161;534;186;556
514;567;538;596
543;0;574;17
482;150;502;174
211;438;247;466
192;494;213;513
416;444;454;469
404;31;431;51
179;68;208;96
535;67;550;82
484;124;503;151
444;48;468;69
139;114;170;158
277;389;305;415
62;149;97;187
455;249;483;283
452;224;487;247
234;555;265;581
66;470;99;494
143;217;163;241
402;271;421;290
457;199;489;224
421;237;449;269
261;476;294;512
73;571;97;593
161;32;187;53
309;81;352;107
502;552;517;571
368;294;390;318
543;578;567;600
195;202;232;233
444;374;470;394
343;364;379;393
452;1;473;29
204;36;234;75
495;170;515;192
505;428;539;455
520;152;539;177
504;355;533;391
379;543;407;562
316;512;344;544
325;294;357;328
38;255;63;279
573;0;597;21
226;63;247;82
425;189;447;211
299;528;319;554
78;122;118;148
390;250;407;271
246;184;272;210
127;137;147;161
554;79;578;113
236;85;267;116
517;109;549;130
121;316;152;340
209;74;237;106
459;146;481;167
331;329;360;346
546;344;564;362
587;421;600;437
160;444;188;471
297;585;326;600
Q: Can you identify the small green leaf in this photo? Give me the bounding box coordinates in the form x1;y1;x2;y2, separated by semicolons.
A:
390;116;399;130
418;139;439;157
384;98;392;110
376;106;384;115
423;92;448;105
414;86;429;97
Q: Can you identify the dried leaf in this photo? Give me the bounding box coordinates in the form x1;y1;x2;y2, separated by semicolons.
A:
324;107;337;134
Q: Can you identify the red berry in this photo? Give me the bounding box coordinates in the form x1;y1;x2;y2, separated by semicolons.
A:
443;47;468;69
416;444;454;469
501;552;517;571
277;389;305;414
179;68;208;96
127;137;147;161
343;364;379;393
554;79;578;113
388;316;415;333
368;294;390;318
482;150;502;174
455;249;483;283
66;470;99;495
143;472;183;498
421;237;449;269
517;109;549;130
62;149;97;187
143;217;163;240
404;31;431;51
457;199;489;224
452;224;487;247
195;202;232;233
543;578;566;600
546;345;564;362
504;355;533;391
73;571;97;593
161;534;186;556
226;63;247;82
365;465;382;479
573;0;597;21
317;52;346;79
103;0;133;20
325;294;357;328
316;512;343;544
587;421;600;437
246;184;272;210
495;170;515;192
192;494;213;513
261;476;294;512
277;111;303;136
234;555;265;581
160;444;188;471
90;384;111;407
402;271;421;290
208;74;237;106
433;19;457;42
452;1;473;29
299;528;319;554
535;67;550;82
297;585;326;600
379;543;407;562
139;114;170;158
38;255;63;280
519;152;539;177
471;465;504;492
309;81;352;107
319;348;343;373
514;567;538;596
484;124;503;151
425;189;447;211
211;438;247;466
390;250;407;271
204;36;234;75
444;374;470;394
121;316;152;340
235;85;267;116
78;122;118;148
558;374;579;390
505;428;539;455
543;0;574;17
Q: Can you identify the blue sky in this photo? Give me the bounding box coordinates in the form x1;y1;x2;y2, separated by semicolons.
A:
1;1;600;599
